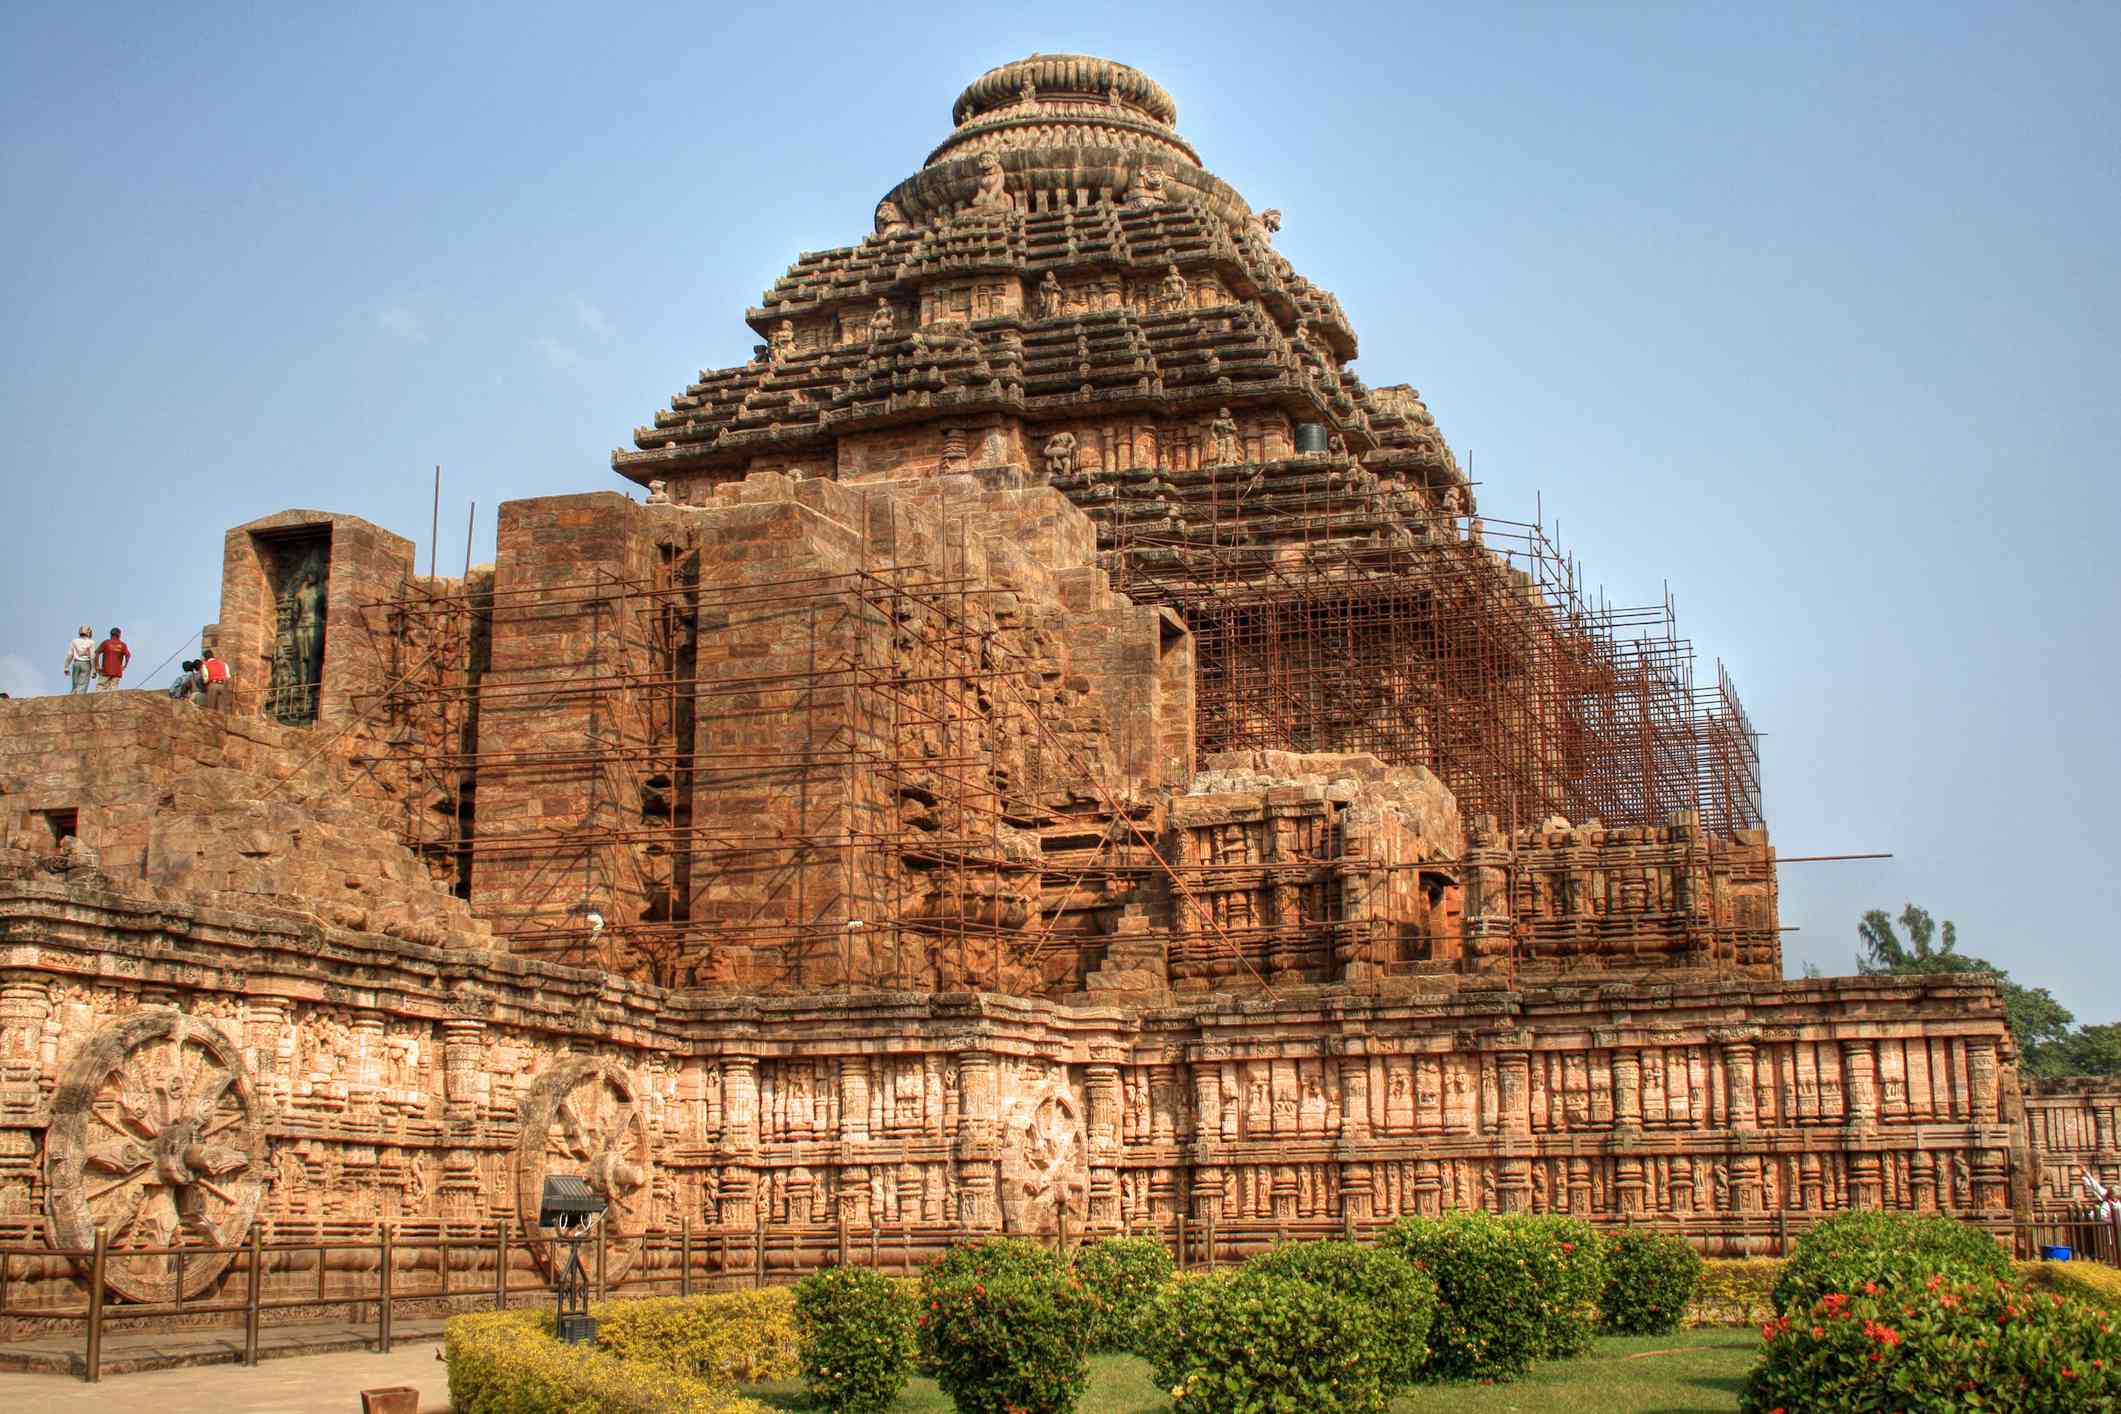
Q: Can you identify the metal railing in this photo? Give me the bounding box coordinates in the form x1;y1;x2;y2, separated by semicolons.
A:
2;1206;2114;1382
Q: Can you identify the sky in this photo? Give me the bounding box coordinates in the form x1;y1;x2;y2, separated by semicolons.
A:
3;2;2116;1014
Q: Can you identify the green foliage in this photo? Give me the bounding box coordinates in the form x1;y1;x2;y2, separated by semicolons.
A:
1376;1211;1548;1381
920;1269;1096;1414
1515;1215;1606;1357
1597;1229;1703;1335
1686;1258;1785;1328
917;1237;1073;1375
1243;1239;1438;1388
2024;1259;2121;1311
1772;1210;2012;1313
443;1308;771;1414
1070;1235;1176;1354
1742;1277;2121;1413
794;1265;917;1414
1144;1269;1391;1414
593;1287;799;1384
1854;901;2096;1073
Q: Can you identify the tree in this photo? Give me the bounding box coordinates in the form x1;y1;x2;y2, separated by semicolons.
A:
1853;903;2097;1077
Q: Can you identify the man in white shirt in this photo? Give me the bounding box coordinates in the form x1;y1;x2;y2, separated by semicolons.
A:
62;625;94;693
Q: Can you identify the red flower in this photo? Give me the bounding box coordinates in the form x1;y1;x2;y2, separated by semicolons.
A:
1862;1282;1878;1295
2064;1369;2078;1380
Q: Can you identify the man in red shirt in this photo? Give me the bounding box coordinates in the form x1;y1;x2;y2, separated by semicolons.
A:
200;648;231;709
94;628;130;690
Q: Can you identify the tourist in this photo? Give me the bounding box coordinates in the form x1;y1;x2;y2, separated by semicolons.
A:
168;659;205;702
93;626;130;690
200;647;231;709
62;624;95;693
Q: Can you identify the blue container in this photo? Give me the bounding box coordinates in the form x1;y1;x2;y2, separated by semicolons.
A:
2041;1244;2074;1261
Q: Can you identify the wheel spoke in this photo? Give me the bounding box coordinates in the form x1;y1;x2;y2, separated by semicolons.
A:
198;1110;248;1141
85;1169;150;1206
555;1098;593;1159
103;1184;150;1243
193;1178;237;1206
187;1069;235;1121
86;1139;151;1175
192;1143;250;1178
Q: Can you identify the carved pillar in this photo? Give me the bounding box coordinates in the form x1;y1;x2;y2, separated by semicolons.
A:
1850;1151;1884;1210
2097;1104;2117;1156
839;1057;870;1143
1974;1148;2010;1211
1841;1041;1877;1126
1339;1057;1371;1141
0;977;52;1115
1497;1051;1532;1137
349;1010;386;1120
1724;1041;1757;1132
1967;1040;1999;1122
242;995;293;1115
1086;1061;1121;1153
1612;1051;1642;1128
442;1017;487;1124
955;1051;999;1230
1615;1155;1646;1217
723;1057;760;1151
1191;1064;1219;1146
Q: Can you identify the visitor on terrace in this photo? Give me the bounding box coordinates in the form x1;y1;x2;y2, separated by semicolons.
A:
61;624;93;693
168;659;205;703
92;626;129;690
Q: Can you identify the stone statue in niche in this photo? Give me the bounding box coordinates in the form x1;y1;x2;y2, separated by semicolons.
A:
1126;165;1168;208
771;319;797;362
645;480;671;505
869;298;896;343
1160;262;1189;309
267;543;328;725
1042;431;1077;481
1206;407;1240;467
1038;270;1064;319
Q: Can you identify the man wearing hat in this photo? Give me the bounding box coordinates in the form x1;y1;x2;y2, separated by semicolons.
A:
62;625;94;693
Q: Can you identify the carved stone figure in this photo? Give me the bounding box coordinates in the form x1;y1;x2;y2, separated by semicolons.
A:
1038;270;1064;319
645;480;671;505
771;319;797;361
1126;165;1168;207
969;152;1008;209
1042;431;1077;481
874;198;908;235
1207;407;1240;467
998;1078;1086;1235
1160;262;1189;309
869;298;896;342
514;1056;654;1281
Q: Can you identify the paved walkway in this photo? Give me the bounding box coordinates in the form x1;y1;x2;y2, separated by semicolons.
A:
0;1325;452;1413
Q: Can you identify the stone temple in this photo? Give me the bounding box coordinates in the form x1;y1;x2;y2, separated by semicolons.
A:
0;54;2112;1327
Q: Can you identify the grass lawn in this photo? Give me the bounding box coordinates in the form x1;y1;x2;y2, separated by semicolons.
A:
741;1328;1762;1413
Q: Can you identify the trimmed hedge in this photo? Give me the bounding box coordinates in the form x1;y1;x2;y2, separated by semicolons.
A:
794;1265;917;1414
1243;1240;1437;1389
922;1270;1096;1414
1772;1210;2012;1313
1375;1212;1551;1380
2022;1259;2121;1312
1686;1258;1784;1328
1145;1269;1391;1414
595;1287;799;1383
1072;1235;1176;1354
444;1308;772;1414
1744;1276;2121;1413
1599;1229;1703;1335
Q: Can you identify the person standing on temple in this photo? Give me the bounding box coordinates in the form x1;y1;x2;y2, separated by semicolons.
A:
62;624;95;693
199;645;231;709
93;626;130;691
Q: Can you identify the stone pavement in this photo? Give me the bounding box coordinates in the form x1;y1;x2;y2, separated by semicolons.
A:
0;1325;452;1413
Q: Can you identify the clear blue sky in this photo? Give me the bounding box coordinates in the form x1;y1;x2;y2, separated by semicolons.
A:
4;2;2115;1014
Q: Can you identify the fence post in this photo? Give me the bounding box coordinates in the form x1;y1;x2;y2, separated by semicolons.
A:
496;1225;511;1309
680;1216;692;1298
753;1209;766;1290
594;1221;608;1301
378;1223;394;1354
1056;1207;1069;1260
84;1227;106;1385
244;1224;263;1367
1776;1208;1789;1258
837;1205;850;1267
1175;1213;1188;1272
1204;1215;1216;1273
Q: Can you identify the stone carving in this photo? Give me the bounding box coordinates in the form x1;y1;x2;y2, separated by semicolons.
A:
869;297;896;342
1038;270;1063;319
1206;407;1240;467
771;319;797;362
44;1010;265;1302
998;1075;1086;1235
1126;165;1168;207
267;544;328;725
645;480;671;505
1160;262;1188;309
969;152;1009;210
1042;431;1077;481
874;198;908;235
513;1055;654;1281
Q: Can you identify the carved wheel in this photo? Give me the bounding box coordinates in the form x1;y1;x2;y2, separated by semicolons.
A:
45;1011;265;1303
514;1056;654;1281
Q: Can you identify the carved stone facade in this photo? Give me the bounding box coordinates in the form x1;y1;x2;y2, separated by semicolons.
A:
0;54;2109;1333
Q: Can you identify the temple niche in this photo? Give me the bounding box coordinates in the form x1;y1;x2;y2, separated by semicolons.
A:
0;52;2111;1344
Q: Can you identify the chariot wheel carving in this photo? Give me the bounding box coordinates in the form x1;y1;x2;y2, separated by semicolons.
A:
1000;1077;1087;1235
45;1010;266;1303
514;1056;654;1281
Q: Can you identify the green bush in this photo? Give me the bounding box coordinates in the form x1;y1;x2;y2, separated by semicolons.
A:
1071;1235;1175;1353
594;1287;799;1383
2024;1259;2121;1312
1743;1276;2121;1413
1144;1269;1390;1414
1515;1214;1606;1357
1771;1210;2012;1313
1243;1240;1438;1388
921;1269;1096;1414
1599;1229;1703;1335
443;1308;771;1414
917;1237;1073;1376
1686;1258;1784;1327
794;1265;917;1414
1376;1212;1546;1381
